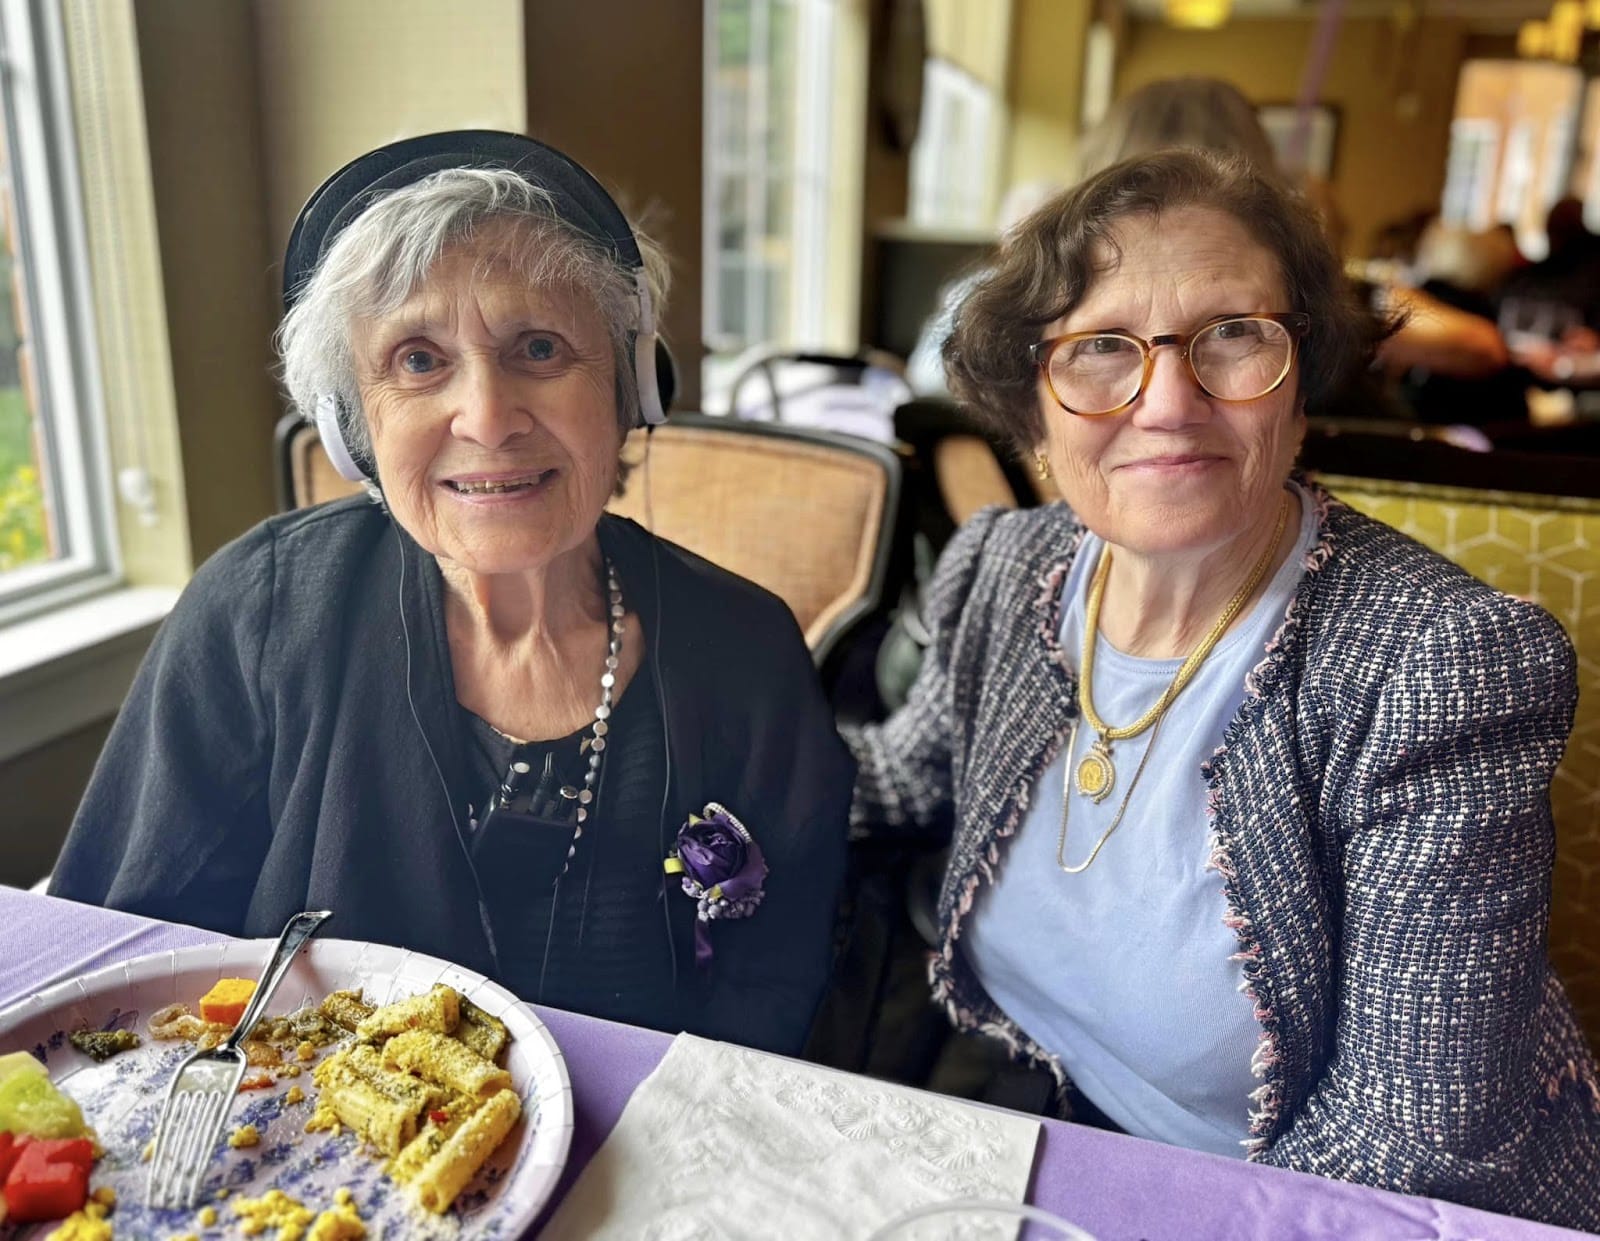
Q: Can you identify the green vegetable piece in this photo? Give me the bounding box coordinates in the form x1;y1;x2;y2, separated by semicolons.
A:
0;1067;86;1138
67;1029;141;1062
0;1050;47;1088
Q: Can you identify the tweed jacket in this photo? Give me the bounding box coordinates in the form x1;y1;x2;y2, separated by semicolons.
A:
847;485;1600;1230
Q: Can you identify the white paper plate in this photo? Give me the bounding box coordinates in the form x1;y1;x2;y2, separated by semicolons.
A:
0;938;573;1238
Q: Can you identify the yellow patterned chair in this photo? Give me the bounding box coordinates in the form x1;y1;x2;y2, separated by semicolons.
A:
1308;431;1600;1054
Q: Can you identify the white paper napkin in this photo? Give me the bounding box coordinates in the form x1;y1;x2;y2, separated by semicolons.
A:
540;1034;1041;1241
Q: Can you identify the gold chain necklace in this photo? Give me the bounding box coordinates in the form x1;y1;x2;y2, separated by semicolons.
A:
1057;712;1168;872
1073;494;1289;807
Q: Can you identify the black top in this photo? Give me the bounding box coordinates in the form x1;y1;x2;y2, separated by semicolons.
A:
51;503;855;1056
464;668;675;1027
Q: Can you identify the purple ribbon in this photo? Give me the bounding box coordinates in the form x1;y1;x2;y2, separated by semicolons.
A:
669;805;768;969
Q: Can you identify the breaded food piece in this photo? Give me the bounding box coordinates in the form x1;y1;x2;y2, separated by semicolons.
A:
354;985;459;1042
311;1044;440;1156
381;1029;510;1099
408;1089;521;1214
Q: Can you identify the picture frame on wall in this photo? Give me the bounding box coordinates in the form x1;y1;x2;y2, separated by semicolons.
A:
1257;103;1340;179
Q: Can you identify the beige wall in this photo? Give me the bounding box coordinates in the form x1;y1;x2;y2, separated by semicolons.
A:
133;0;279;566
520;1;703;408
0;721;110;889
1004;0;1093;193
125;0;528;564
253;0;526;253
927;0;1012;88
1116;16;1468;256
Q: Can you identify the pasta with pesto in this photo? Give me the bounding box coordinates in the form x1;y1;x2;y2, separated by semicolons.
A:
305;982;523;1214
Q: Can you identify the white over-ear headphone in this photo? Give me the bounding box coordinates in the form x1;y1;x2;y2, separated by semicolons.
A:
631;269;667;430
285;131;677;484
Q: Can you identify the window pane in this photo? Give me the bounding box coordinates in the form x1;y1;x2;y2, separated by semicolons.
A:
703;0;839;393
0;128;53;576
909;59;997;230
0;0;118;619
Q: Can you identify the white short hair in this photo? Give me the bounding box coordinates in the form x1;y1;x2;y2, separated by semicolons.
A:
276;166;670;467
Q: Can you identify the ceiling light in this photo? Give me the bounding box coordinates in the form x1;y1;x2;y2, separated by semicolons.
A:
1164;0;1232;30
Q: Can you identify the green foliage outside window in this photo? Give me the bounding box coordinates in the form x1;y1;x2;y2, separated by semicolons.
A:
0;386;48;572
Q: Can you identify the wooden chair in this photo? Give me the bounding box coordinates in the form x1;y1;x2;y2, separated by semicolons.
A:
608;413;903;665
1303;426;1600;1051
274;413;365;510
892;397;1044;532
276;411;903;667
928;436;1020;525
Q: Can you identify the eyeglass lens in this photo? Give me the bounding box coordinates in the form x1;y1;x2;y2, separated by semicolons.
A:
1046;317;1295;415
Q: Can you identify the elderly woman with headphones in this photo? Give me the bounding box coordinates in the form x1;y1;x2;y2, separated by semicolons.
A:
51;132;853;1056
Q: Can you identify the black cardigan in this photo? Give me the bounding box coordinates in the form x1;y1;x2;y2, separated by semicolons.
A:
51;499;855;1055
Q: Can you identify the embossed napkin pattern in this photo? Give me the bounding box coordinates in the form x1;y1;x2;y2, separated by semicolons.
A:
541;1034;1040;1240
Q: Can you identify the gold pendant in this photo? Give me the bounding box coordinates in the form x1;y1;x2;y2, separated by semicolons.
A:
1075;736;1116;803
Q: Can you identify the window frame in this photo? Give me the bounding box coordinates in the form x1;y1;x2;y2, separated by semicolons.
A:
0;0;119;626
702;0;847;404
908;57;998;231
1440;117;1500;231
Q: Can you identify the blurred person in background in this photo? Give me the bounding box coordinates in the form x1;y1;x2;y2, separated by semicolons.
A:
1367;208;1436;268
1071;76;1282;188
1390;220;1527;424
912;78;1509;416
1498;197;1600;387
908;78;1282;400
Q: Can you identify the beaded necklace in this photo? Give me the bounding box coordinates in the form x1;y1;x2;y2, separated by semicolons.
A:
473;557;624;881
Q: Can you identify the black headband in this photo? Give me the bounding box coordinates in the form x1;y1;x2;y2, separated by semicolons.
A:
281;130;643;311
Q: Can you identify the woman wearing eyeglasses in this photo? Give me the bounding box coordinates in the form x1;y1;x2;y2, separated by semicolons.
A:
847;149;1600;1230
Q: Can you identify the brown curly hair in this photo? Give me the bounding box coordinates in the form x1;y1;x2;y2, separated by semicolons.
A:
944;149;1385;451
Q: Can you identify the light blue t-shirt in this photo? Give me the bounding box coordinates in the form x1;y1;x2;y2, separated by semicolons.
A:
963;483;1317;1158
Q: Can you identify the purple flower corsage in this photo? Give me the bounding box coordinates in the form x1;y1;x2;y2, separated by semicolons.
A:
663;802;768;967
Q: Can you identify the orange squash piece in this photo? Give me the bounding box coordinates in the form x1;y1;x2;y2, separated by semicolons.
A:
198;978;257;1027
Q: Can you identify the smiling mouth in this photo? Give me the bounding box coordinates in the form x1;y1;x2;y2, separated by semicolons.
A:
445;470;556;495
1124;455;1219;468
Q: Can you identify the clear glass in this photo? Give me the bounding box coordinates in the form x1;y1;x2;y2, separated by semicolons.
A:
1031;313;1309;418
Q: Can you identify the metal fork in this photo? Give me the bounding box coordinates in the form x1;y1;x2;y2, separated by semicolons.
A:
146;909;332;1209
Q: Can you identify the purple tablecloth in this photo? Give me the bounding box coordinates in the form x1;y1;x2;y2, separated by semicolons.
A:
0;886;1588;1240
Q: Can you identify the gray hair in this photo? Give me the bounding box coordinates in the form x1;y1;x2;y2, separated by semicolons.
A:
277;166;670;476
1074;77;1285;186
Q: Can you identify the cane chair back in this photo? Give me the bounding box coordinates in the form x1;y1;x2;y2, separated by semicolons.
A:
608;414;901;663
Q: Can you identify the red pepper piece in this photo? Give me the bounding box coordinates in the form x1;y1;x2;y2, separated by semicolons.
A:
428;1109;450;1125
19;1138;93;1173
0;1132;20;1182
3;1136;93;1222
